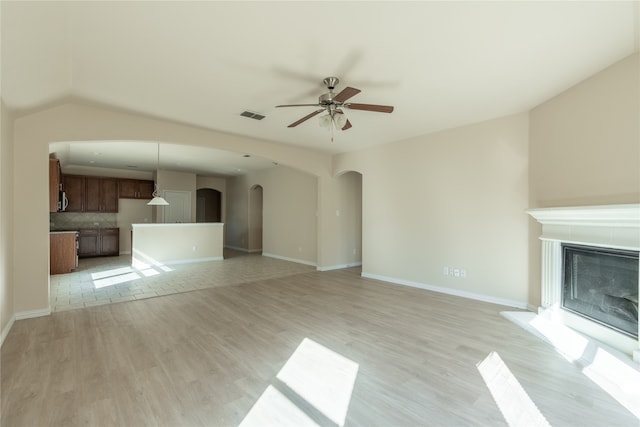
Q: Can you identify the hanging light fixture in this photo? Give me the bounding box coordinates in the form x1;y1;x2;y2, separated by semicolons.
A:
318;109;348;142
147;143;169;206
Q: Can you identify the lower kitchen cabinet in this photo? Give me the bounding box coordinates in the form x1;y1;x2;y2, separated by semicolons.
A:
78;228;119;258
50;232;78;274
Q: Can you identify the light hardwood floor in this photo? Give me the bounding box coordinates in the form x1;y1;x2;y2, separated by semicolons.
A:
2;256;637;426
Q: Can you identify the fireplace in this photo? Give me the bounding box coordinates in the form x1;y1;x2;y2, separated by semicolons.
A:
562;244;638;338
527;204;640;361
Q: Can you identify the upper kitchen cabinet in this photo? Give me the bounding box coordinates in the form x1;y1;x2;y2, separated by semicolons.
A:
49;158;61;212
62;174;85;212
85;177;118;212
119;179;154;200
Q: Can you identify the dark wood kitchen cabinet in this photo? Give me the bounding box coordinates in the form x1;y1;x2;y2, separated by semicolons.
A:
50;232;78;274
118;179;154;200
78;228;119;258
49;158;61;212
85;177;118;212
62;175;85;212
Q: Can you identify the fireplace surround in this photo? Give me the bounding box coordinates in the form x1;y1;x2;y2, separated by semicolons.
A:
527;204;640;361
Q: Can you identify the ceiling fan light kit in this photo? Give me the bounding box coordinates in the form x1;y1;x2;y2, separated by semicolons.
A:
276;76;394;137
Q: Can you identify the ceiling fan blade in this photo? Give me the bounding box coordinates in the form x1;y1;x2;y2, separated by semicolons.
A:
333;87;361;103
345;103;394;113
287;109;325;128
276;104;320;108
342;119;352;131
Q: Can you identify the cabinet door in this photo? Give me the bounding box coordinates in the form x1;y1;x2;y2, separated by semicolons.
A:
49;159;61;213
85;177;102;212
62;175;85;212
78;229;99;257
118;179;138;199
100;228;119;256
85;178;118;212
50;233;77;274
101;179;118;212
138;180;155;199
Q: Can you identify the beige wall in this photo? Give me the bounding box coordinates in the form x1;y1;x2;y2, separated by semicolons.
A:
335;113;530;306
157;169;197;223
1;101;15;341
117;199;153;254
527;52;640;307
226;166;318;265
529;53;640;208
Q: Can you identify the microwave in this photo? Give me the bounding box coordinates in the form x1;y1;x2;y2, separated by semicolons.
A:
58;191;69;212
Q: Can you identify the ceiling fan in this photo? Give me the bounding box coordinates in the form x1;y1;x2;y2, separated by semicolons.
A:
276;77;394;132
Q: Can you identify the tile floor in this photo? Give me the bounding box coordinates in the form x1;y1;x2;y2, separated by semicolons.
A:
50;249;317;312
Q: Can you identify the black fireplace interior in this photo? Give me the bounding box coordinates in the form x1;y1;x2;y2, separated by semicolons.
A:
562;244;639;338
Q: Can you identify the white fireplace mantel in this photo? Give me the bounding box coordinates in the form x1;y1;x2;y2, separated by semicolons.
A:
527;204;640;250
527;204;640;361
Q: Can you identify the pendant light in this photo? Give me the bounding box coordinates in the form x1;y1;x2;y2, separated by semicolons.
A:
147;143;169;206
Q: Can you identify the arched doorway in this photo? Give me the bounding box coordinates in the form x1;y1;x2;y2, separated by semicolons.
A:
196;188;222;222
248;185;263;253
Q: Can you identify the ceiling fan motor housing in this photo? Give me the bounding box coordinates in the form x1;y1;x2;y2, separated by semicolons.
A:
323;76;339;90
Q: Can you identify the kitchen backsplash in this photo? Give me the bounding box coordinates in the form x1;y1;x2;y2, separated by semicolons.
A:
50;212;118;230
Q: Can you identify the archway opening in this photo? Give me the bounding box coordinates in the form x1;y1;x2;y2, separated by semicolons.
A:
196;188;222;223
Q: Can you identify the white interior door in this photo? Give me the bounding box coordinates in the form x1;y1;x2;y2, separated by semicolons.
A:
163;190;191;223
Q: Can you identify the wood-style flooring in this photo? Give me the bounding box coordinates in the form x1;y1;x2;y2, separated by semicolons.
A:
1;257;637;426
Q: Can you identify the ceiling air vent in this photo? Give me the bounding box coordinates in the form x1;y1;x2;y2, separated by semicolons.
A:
240;110;266;120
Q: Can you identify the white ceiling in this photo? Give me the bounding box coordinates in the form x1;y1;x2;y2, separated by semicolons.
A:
3;1;638;176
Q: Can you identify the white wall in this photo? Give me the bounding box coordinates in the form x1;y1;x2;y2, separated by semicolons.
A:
336;113;530;306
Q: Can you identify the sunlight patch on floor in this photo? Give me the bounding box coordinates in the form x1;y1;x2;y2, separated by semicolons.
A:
477;351;551;427
240;337;359;427
239;385;320;427
93;271;141;289
502;311;640;420
90;257;173;289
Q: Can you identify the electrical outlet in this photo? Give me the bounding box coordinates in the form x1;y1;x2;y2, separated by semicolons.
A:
460;269;467;278
454;268;460;277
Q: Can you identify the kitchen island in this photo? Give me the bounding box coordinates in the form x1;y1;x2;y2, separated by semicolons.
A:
131;223;224;268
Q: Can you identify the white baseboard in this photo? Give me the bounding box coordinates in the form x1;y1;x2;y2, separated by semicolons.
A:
1;314;16;348
361;272;528;309
317;262;362;272
133;256;223;269
15;307;52;320
262;252;317;267
526;303;538;313
225;245;249;252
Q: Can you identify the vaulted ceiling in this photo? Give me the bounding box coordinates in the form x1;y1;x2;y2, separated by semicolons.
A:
2;1;638;174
